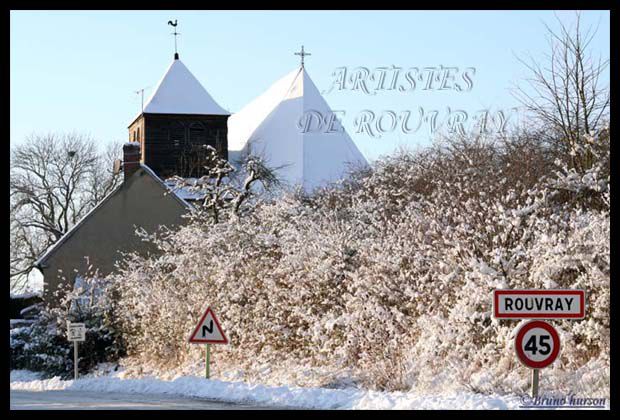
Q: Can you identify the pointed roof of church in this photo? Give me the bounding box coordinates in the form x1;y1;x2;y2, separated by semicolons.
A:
142;58;229;115
228;66;368;191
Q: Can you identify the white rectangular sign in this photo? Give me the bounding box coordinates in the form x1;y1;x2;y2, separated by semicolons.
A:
67;322;86;341
493;289;585;319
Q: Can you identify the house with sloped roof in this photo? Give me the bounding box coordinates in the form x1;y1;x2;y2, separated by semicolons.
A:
35;143;192;302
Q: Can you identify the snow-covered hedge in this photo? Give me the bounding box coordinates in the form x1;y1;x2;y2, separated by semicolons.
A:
105;131;609;395
10;278;124;378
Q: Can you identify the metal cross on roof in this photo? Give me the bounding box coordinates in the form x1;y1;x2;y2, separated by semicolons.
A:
168;19;180;59
294;45;311;68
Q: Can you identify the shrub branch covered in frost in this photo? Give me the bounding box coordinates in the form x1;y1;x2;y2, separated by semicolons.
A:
166;145;281;224
103;131;609;395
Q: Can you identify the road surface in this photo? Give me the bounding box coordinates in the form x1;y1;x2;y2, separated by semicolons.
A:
10;390;290;410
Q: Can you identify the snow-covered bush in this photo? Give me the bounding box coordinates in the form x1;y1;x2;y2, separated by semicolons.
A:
104;130;609;396
10;274;124;378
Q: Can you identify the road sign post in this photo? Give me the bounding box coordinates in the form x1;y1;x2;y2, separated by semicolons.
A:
74;341;79;380
189;307;228;380
66;322;86;380
205;344;211;379
531;369;539;399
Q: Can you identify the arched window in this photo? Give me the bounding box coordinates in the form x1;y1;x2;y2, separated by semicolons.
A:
189;122;207;146
137;127;141;142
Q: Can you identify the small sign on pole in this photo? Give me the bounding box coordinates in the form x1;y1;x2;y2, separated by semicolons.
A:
492;289;584;399
189;307;228;379
514;320;561;398
514;320;561;370
67;322;86;380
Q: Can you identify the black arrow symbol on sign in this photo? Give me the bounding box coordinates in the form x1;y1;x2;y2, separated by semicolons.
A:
202;320;214;336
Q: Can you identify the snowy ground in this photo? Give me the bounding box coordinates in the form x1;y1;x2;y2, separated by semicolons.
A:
12;369;607;410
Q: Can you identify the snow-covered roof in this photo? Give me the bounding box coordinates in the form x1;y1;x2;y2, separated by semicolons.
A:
135;165;196;208
141;58;230;116
227;67;368;191
163;175;239;202
164;179;208;201
10;291;42;300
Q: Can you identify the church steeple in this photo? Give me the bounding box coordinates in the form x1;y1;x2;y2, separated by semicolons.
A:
128;51;229;179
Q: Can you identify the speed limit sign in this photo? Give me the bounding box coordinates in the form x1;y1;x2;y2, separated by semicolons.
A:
515;320;560;369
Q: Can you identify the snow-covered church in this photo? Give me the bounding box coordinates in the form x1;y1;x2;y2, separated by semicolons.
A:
128;50;368;190
36;49;368;302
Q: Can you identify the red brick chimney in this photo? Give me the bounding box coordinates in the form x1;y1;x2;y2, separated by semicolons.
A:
123;142;141;181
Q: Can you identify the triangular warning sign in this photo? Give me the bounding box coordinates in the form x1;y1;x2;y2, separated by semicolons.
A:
189;306;228;344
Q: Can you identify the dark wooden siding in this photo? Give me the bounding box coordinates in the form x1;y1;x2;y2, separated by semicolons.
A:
141;113;229;179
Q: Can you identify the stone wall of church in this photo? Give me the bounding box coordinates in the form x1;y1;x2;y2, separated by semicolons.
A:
128;116;146;161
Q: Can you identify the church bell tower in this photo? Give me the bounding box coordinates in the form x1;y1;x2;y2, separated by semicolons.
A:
128;26;229;179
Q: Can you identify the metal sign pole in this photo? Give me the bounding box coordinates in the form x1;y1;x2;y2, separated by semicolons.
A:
531;368;539;399
205;344;211;379
74;341;78;380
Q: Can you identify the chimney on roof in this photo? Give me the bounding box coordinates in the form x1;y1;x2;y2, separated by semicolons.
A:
123;142;141;181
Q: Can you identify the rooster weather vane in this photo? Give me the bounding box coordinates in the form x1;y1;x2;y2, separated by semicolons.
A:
168;20;180;59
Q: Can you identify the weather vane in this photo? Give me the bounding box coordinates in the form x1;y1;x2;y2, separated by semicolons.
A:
294;45;311;68
168;19;180;59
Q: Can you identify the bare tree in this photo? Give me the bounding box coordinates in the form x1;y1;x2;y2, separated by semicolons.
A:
231;154;281;218
513;12;610;173
168;146;280;224
10;133;122;293
175;143;218;179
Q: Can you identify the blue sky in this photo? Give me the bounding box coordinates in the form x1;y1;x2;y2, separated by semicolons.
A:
10;10;610;161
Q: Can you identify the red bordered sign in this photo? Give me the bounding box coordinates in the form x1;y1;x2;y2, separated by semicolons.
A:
514;320;560;369
188;306;228;344
493;289;585;319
